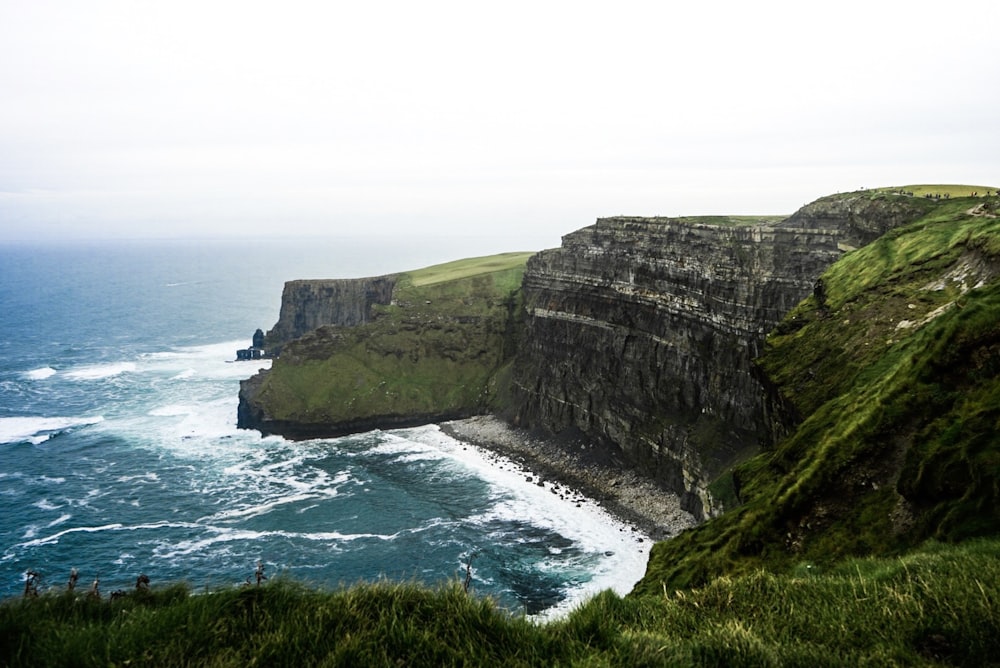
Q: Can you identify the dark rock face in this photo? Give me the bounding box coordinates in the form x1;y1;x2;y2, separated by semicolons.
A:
783;192;936;248
238;192;935;521
504;215;864;518
265;276;397;353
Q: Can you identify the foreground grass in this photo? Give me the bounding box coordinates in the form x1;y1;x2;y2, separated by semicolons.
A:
3;538;999;666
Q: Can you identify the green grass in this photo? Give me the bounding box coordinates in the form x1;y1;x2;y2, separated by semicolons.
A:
4;538;999;666
874;183;998;198
408;252;535;287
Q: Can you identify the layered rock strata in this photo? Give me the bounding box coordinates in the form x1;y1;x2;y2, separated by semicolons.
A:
265;276;397;353
241;192;934;521
505;217;846;518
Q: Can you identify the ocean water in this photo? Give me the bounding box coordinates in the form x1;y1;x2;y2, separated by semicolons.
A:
0;237;650;616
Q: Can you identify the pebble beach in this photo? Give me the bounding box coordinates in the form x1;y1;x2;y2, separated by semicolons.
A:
440;415;697;542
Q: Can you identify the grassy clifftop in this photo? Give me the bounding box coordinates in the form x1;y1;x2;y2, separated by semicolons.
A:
241;252;532;436
636;190;1000;593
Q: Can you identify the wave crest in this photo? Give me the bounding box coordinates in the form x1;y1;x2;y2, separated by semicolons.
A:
0;416;104;445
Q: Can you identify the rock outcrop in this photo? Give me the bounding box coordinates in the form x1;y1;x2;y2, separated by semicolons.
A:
502;219;834;516
265;276;397;353
783;191;936;249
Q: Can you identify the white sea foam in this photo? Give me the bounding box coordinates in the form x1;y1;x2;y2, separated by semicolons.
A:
18;523;125;548
361;434;450;463
24;367;57;380
132;396;260;452
65;362;137;380
33;499;60;511
156;527;396;560
201;492;328;523
198;461;350;525
47;514;72;528
115;473;160;484
149;405;194;417
0;416;104;445
142;341;271;380
397;425;653;619
16;521;201;549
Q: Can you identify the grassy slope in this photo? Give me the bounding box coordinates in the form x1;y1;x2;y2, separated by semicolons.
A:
635;193;1000;593
252;253;532;425
407;252;535;287
875;184;997;198
3;538;998;666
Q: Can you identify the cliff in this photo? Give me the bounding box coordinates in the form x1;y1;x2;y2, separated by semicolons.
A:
237;186;1000;598
238;253;531;439
635;191;1000;591
239;191;938;519
265;276;398;354
504;193;935;518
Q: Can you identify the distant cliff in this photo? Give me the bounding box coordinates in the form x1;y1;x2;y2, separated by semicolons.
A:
265;276;398;354
238;254;531;439
234;187;1000;609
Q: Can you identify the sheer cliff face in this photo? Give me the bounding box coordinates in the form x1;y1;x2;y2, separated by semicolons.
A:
506;217;845;517
242;193;934;520
266;276;397;351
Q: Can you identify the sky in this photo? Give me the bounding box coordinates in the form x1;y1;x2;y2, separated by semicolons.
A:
1;0;998;249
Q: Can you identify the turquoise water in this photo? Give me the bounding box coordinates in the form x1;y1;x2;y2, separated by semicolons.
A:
0;238;649;615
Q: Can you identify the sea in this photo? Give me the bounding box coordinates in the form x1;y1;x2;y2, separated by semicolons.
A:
0;236;650;617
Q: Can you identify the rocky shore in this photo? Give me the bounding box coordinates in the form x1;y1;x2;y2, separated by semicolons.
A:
439;415;697;541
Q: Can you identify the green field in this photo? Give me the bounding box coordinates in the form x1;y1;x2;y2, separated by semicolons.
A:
408;252;535;287
874;183;997;198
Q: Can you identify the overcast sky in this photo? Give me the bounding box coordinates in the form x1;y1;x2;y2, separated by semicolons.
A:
1;0;997;248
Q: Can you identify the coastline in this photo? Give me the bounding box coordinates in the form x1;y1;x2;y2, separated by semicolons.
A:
439;415;696;542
